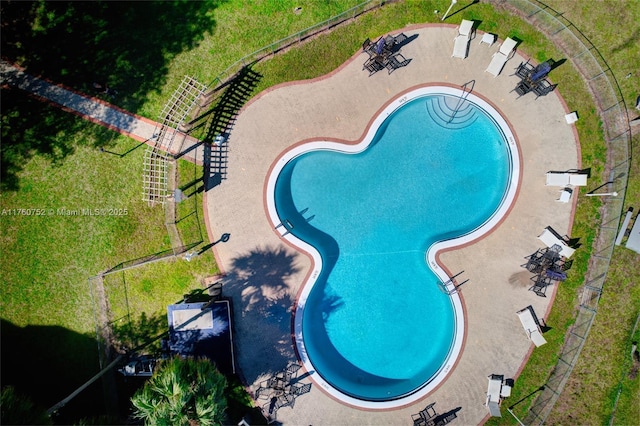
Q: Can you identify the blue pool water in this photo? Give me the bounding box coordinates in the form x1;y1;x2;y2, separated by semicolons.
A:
274;93;511;401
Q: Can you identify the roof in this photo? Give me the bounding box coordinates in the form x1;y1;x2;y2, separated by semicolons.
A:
167;300;235;375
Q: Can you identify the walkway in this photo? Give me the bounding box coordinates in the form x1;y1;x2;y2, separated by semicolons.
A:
0;61;202;164
203;24;580;425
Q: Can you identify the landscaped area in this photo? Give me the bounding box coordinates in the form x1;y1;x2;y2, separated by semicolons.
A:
1;0;638;425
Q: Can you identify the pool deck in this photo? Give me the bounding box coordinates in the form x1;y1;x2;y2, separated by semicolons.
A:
203;24;580;425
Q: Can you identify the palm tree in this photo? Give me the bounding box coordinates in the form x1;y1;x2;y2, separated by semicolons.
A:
131;356;227;426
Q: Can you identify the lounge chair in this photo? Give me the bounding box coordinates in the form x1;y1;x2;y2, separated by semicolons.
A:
516;306;547;347
452;19;474;59
545;171;588;187
538;226;575;258
485;37;517;77
556;187;573;203
486;374;504;417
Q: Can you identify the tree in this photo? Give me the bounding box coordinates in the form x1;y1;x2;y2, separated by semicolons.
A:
131;356;227;426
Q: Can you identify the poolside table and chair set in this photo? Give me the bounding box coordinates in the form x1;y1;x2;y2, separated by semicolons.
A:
362;33;411;75
534;171;589;291
517;225;577;298
513;60;557;98
255;364;312;423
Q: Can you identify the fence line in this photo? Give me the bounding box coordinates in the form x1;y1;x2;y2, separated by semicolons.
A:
207;0;389;90
491;1;631;424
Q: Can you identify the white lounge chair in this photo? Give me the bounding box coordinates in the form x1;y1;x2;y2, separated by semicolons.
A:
538;227;575;258
452;20;474;59
545;171;588;187
516;307;547;347
485;37;517;76
485;374;503;417
556;187;573;203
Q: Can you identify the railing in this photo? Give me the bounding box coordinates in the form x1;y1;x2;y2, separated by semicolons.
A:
207;0;389;90
489;1;632;424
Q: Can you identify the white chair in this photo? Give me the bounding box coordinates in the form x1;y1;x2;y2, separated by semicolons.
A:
516;307;547;347
485;37;517;76
486;375;504;417
556;187;573;203
452;20;474;59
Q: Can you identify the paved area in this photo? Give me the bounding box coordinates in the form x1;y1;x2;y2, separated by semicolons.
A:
204;24;580;425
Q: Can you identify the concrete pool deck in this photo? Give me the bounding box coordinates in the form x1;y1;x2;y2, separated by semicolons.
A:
203;24;580;425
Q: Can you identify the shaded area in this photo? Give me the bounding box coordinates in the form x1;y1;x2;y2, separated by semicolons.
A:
166;300;235;375
0;87;119;190
0;0;221;189
199;66;262;191
221;246;302;385
0;319;105;424
255;364;312;424
1;0;220;111
111;311;167;354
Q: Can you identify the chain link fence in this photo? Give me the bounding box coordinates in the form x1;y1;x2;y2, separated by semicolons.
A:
490;1;632;424
207;0;389;90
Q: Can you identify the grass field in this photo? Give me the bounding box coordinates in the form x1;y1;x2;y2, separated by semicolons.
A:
1;0;638;423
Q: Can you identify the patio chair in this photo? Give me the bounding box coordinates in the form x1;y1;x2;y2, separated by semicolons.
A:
362;38;377;58
255;382;271;399
529;274;553;297
556;187;573;203
291;382;312;396
485;37;517;77
285;363;301;380
516;306;547;346
452;19;474;59
533;79;557;98
362;38;371;51
521;249;544;273
412;402;437;426
560;258;573;271
513;60;534;79
514;80;533;97
545;171;588;187
385;52;410;74
276;393;295;410
363;57;385;76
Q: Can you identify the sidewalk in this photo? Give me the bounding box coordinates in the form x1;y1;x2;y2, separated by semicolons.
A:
0;60;202;163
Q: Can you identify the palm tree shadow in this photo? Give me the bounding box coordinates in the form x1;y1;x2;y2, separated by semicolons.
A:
220;245;304;385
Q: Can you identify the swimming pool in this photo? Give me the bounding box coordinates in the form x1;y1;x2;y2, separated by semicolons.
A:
266;86;520;408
